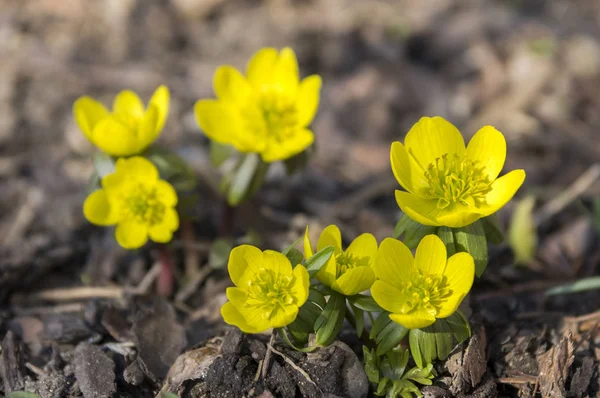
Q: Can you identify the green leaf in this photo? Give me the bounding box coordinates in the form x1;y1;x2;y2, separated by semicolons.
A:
408;312;471;368
288;300;323;344
277;328;318;352
386;349;410;380
160;393;178;398
315;292;346;346
352;305;365;337
453;220;488;277
208;238;233;269
436;226;456;256
508;195;537;265
376;318;409;356
285;248;304;267
303;246;335;277
480;213;504;244
92;152;115;178
282;236;304;256
545;276;600;296
7;393;41;398
347;294;384;312
394;214;436;249
227;153;260;206
370;311;393;340
363;347;380;384
144;146;197;191
209;141;235;167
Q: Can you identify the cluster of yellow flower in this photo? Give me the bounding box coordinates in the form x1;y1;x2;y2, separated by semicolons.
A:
74;47;525;376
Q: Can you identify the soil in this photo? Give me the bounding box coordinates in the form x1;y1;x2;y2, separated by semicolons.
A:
1;0;600;397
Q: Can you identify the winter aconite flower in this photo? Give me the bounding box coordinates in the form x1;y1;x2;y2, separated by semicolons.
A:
194;47;321;163
304;225;378;296
391;116;526;228
221;245;310;333
371;235;474;329
83;157;179;249
74;86;169;156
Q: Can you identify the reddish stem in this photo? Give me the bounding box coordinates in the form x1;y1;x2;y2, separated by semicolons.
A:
157;245;174;297
219;202;235;237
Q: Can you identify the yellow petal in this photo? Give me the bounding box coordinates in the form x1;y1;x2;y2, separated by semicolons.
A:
480;169;527;215
227;245;264;287
246;47;279;88
269;304;299;329
83;190;118;226
291;265;310;306
315;254;337;287
371;280;410;313
138;103;159;149
296;75;321;127
466;126;506;180
303;226;314;258
273;47;299;95
437;252;474;318
373;238;413;284
214;65;253;106
436;207;486;229
115;220;148;249
148;208;179;243
390;141;429;196
220;302;265;334
73;96;109;141
394;190;442;226
332;266;376;296
262;250;293;276
194;100;243;146
414;235;446;275
155;180;178;207
112;90;144;119
346;233;378;264
261;128;314;163
404;116;465;170
389;308;436;329
226;286;248;307
149;85;170;133
92;117;140;156
114;157;159;183
317;225;343;253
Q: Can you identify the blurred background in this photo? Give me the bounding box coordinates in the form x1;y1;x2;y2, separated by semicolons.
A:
0;0;599;395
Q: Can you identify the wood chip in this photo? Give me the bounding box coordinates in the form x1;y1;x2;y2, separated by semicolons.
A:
448;325;487;395
74;343;116;398
537;332;574;398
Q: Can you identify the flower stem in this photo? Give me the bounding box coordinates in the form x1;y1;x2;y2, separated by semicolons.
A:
156;245;174;297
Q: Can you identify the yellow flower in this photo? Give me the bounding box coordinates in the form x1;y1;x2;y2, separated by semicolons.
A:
73;86;169;156
221;245;310;333
83;157;179;249
371;235;474;329
304;225;377;296
194;47;321;163
391;116;526;228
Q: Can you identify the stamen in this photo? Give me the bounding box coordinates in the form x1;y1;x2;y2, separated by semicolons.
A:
334;252;370;278
246;269;296;320
121;184;166;225
244;89;299;142
398;269;452;316
423;154;492;209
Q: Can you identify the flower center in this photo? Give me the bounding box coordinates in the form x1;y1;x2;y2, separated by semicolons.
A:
121;184;166;225
335;252;369;278
243;89;298;143
399;270;452;317
423;153;492;209
246;269;295;320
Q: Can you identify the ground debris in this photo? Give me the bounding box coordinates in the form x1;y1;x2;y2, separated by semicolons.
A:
1;331;25;392
132;299;187;383
161;346;220;394
447;325;488;395
568;356;595;397
73;342;116;398
537;332;574;398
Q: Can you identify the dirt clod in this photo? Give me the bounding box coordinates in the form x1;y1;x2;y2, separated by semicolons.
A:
73;342;116;398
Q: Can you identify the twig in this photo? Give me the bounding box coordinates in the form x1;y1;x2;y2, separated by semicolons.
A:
261;329;277;380
175;264;213;303
563;309;600;325
25;362;45;376
497;375;538;385
267;343;318;389
12;303;85;316
535;163;600;226
181;220;201;278
134;262;161;295
25;286;125;302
